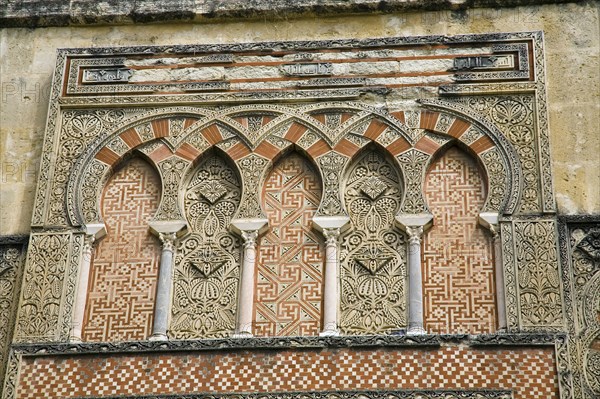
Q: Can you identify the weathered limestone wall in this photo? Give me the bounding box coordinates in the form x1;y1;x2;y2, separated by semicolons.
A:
1;1;598;235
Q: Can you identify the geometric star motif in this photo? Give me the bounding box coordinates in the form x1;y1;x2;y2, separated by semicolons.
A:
189;244;229;278
354;241;394;275
360;175;387;200
198;180;227;203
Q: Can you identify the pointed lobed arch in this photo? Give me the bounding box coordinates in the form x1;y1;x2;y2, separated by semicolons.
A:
170;147;243;339
69;111;255;227
82;155;163;342
415;100;522;215
421;144;497;334
338;143;408;334
254;149;325;336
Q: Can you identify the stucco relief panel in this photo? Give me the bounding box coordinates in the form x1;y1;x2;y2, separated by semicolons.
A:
171;154;242;339
340;150;407;334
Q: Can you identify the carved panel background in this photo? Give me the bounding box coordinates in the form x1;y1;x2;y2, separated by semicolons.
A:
422;147;496;334
514;220;563;330
14;233;73;342
567;224;600;397
82;158;162;342
340;150;406;334
171;154;242;339
0;243;25;391
255;153;324;336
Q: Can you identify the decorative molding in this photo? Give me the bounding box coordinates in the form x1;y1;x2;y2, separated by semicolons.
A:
33;390;515;399
10;333;561;356
514;220;563;329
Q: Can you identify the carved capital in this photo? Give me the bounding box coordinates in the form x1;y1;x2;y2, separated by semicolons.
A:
83;234;95;256
489;224;500;241
241;230;259;249
406;226;424;245
323;228;341;247
159;232;177;252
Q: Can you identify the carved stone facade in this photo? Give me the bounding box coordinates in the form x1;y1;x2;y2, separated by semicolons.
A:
0;24;596;399
172;154;242;339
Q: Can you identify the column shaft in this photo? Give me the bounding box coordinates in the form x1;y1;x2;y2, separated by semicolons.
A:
407;226;425;335
321;228;340;336
70;235;94;342
150;232;176;340
236;230;258;336
493;229;507;331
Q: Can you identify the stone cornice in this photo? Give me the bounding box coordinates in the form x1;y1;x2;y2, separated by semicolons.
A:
0;0;580;28
12;333;562;357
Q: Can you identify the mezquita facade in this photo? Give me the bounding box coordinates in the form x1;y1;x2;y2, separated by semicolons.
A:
0;1;598;398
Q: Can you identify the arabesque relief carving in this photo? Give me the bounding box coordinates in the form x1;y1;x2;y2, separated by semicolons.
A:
566;225;600;397
514;220;563;329
14;234;73;342
0;243;25;393
171;154;242;339
340;150;407;334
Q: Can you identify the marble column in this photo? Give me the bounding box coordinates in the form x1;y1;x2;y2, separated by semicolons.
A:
70;224;106;342
313;216;349;337
478;213;506;332
149;232;177;340
231;218;268;337
149;220;186;341
405;226;426;335
396;213;433;336
236;230;259;336
321;228;341;336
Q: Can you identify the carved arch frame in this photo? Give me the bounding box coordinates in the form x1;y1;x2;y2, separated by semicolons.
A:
66;102;523;232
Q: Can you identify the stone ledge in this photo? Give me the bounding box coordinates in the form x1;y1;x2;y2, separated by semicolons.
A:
12;333;561;356
0;0;578;28
0;235;29;245
62;390;515;399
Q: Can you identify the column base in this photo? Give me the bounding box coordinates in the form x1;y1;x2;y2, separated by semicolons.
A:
149;333;168;341
69;336;82;343
407;326;427;335
232;331;254;338
319;329;340;337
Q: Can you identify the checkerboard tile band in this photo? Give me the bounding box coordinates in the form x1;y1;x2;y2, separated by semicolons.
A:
17;346;558;398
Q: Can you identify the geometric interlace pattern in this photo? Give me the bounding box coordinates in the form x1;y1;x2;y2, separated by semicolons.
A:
255;153;324;336
422;147;496;334
82;158;162;342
